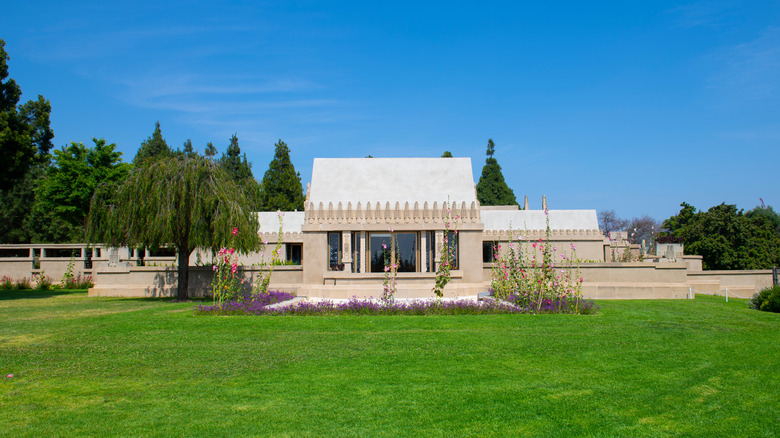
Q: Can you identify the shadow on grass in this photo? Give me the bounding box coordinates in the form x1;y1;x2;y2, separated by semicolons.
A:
0;289;88;300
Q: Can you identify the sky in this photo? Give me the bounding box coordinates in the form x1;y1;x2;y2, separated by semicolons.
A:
2;1;779;221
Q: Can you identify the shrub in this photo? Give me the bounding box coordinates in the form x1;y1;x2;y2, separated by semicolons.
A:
15;277;31;290
750;285;780;313
1;276;14;290
34;274;53;290
61;274;94;289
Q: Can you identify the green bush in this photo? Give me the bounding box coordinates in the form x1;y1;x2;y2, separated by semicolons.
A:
15;277;31;290
1;276;14;290
750;285;780;313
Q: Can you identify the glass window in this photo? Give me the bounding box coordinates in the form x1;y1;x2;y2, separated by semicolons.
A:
286;243;302;265
483;241;498;263
351;232;361;273
443;231;458;270
395;232;417;273
328;232;342;271
369;233;392;273
425;231;435;272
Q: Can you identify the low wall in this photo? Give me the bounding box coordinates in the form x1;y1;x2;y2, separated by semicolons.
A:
300;271;482;299
687;270;773;299
89;265;303;298
482;261;692;299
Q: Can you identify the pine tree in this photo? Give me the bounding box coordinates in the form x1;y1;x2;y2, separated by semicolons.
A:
133;121;172;166
476;139;518;206
258;139;305;211
219;134;253;181
204;142;217;158
182;139;196;158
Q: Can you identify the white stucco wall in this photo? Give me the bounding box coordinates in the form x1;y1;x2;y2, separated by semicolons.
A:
481;209;600;231
257;211;305;234
308;157;478;205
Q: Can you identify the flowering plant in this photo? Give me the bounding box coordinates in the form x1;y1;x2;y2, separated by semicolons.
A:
211;227;244;306
253;211;284;297
433;201;459;300
490;205;586;313
381;230;397;305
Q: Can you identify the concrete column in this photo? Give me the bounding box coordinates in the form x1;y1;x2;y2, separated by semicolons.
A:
359;231;367;273
420;233;428;272
434;230;444;263
341;231;352;272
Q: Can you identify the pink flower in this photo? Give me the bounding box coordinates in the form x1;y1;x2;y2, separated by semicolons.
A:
231;263;237;274
212;265;218;271
229;248;235;255
388;227;394;232
382;243;387;249
392;264;397;269
232;227;238;236
7;374;12;378
384;266;390;272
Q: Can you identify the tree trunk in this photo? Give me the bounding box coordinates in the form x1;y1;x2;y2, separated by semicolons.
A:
177;247;191;300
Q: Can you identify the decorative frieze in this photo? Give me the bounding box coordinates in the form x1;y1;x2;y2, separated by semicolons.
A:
259;231;304;242
482;229;603;240
304;200;481;226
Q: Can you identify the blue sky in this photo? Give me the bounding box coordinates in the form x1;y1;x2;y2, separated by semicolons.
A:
2;1;779;221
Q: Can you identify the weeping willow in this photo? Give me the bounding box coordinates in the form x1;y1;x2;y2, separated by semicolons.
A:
87;156;259;300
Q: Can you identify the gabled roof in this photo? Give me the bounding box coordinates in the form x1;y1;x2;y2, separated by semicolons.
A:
308;158;477;206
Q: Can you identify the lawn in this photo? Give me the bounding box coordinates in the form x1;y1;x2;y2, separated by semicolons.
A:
1;291;778;437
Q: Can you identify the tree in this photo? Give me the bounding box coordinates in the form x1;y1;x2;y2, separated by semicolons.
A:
258;139;305;211
219;134;253;181
33;138;131;242
441;151;453;158
133;121;172;166
598;209;629;236
87;156;259;300
204;142;217;158
182;139;197;158
0;167;42;243
746;204;780;236
0;39;53;190
662;202;780;270
476;139;517;206
625;215;660;246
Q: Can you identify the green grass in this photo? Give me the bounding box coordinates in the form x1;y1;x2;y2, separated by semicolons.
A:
1;291;778;437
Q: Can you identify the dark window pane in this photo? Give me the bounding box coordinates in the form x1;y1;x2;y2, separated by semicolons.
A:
395;232;417;272
369;233;392;273
445;232;458;269
328;233;342;270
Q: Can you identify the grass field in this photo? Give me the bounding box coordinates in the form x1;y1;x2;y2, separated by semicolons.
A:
1;290;778;437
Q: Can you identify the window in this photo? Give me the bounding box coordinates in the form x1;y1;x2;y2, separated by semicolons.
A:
443;231;459;270
395;232;417;272
327;232;343;271
286;243;302;265
351;232;361;273
483;241;498;263
368;232;420;273
425;231;435;272
369;233;392;273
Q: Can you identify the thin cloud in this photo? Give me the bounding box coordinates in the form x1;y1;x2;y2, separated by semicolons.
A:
671;1;734;28
709;26;780;101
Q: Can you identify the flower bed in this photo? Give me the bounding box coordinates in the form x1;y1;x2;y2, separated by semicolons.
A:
195;292;598;316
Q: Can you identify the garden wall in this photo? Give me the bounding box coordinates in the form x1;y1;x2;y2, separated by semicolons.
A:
88;265;303;298
687;270;773;299
482;261;692;299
